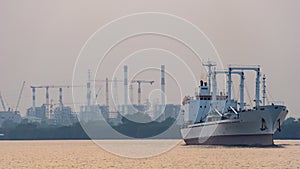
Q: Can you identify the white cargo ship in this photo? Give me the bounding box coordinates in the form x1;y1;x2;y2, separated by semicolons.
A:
181;63;288;146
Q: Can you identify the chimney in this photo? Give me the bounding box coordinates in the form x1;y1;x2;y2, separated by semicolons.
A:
124;65;128;114
32;87;36;112
161;65;165;106
59;88;63;111
87;70;91;111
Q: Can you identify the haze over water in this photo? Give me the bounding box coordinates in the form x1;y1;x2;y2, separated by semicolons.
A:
0;0;299;118
1;1;299;168
0;140;299;168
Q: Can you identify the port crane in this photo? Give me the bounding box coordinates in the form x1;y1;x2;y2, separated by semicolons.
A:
131;80;154;105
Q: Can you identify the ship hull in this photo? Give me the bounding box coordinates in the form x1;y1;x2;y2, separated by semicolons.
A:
184;134;273;146
181;105;288;146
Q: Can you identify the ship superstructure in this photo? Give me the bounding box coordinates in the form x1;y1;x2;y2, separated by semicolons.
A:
181;63;288;146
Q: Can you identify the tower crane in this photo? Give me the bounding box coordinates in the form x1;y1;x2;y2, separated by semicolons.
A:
131;80;154;105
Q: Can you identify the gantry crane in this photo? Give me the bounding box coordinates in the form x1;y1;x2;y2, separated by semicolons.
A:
30;85;84;118
131;80;154;105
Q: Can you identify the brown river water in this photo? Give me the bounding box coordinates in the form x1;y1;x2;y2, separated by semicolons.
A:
0;140;299;169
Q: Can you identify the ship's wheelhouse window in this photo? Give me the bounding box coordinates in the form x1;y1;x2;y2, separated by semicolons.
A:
200;106;202;108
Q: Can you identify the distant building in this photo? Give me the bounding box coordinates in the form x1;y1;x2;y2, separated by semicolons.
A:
0;111;22;128
151;104;181;122
79;105;105;123
25;104;79;126
26;104;46;121
164;104;181;119
52;106;77;126
118;103;181;123
107;111;122;126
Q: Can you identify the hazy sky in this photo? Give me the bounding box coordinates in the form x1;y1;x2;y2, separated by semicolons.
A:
0;0;299;117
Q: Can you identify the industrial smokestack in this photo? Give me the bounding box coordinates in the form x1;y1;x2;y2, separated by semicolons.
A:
113;77;119;110
129;84;133;104
59;88;63;111
46;87;50;118
87;70;91;111
124;65;128;114
161;65;165;106
105;78;109;108
32;87;36;112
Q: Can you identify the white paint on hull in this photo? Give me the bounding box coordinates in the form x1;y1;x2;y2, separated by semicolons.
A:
181;105;288;145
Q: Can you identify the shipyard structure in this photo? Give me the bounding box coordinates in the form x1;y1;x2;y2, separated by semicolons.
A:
1;65;181;128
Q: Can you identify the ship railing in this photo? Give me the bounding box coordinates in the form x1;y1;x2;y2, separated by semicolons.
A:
181;121;193;128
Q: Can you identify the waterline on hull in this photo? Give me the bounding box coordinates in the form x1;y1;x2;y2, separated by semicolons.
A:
184;134;274;146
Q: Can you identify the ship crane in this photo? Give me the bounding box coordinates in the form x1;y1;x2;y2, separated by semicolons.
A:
228;65;260;108
0;92;6;111
131;80;154;105
212;70;245;111
15;81;26;112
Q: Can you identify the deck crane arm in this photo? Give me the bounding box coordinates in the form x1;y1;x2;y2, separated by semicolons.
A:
15;81;25;112
0;92;6;111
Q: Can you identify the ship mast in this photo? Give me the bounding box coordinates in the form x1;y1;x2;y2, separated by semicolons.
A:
202;61;216;94
262;74;266;106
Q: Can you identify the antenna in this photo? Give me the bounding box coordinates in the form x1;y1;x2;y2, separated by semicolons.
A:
262;75;266;106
